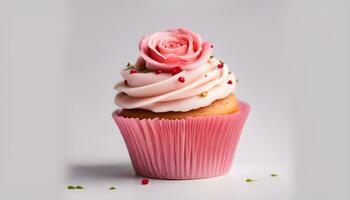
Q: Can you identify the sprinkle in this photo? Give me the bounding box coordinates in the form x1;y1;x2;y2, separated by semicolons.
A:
124;62;135;71
217;63;224;68
211;44;214;48
245;179;254;183
236;78;239;83
178;76;185;83
227;80;233;84
124;80;128;85
205;74;207;77
156;69;162;74
130;69;137;74
67;185;76;189
210;55;214;59
109;187;116;190
200;92;208;97
76;186;85;189
271;173;278;177
141;178;149;185
171;67;182;75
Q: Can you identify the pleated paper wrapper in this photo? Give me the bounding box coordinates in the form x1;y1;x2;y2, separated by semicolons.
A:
112;101;250;180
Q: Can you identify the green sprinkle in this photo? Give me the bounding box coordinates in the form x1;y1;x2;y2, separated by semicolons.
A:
210;55;214;59
245;178;254;182
76;185;85;189
219;60;224;64
271;173;278;177
124;62;136;71
67;185;76;189
109;187;116;190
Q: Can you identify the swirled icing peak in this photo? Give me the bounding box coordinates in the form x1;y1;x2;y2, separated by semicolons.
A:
114;28;237;113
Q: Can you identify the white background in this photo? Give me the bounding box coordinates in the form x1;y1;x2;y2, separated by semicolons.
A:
1;0;349;199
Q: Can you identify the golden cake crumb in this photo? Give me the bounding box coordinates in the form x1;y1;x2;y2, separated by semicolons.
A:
120;94;240;120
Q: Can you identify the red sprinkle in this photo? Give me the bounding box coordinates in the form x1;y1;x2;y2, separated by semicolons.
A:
124;80;128;85
130;69;137;74
227;80;233;84
156;69;162;74
217;63;224;68
178;76;185;83
211;44;214;48
141;178;149;185
171;67;182;75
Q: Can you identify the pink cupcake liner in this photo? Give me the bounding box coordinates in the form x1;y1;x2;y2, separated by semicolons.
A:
112;101;250;180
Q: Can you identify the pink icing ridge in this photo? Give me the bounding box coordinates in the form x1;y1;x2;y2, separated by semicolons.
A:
118;62;213;97
114;58;237;112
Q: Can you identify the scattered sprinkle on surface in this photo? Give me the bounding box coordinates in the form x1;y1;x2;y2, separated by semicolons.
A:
76;186;85;189
245;179;254;183
271;173;278;177
67;185;76;189
141;178;150;185
109;187;116;190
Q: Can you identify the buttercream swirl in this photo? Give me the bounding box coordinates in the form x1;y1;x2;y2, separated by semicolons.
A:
114;28;237;112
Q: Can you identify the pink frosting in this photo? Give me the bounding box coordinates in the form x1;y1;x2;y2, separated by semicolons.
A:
115;58;237;112
139;28;212;72
114;28;237;113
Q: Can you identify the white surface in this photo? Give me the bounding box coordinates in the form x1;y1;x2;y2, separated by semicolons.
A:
1;0;350;199
63;162;294;200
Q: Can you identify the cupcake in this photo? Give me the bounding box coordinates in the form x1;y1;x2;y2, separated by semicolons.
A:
112;28;250;179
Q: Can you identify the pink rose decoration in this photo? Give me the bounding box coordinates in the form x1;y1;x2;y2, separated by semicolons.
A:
138;28;213;72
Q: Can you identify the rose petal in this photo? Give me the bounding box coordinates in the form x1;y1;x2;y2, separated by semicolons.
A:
179;41;212;70
147;33;167;62
158;36;187;56
135;57;145;68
